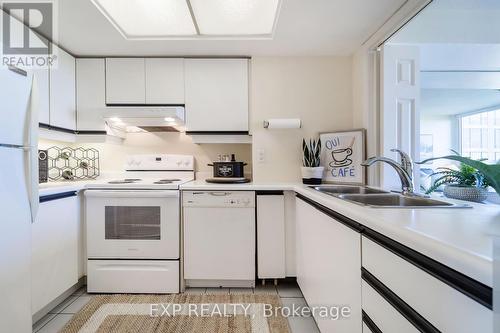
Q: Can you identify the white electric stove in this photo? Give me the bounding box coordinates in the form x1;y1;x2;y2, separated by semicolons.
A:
85;154;194;294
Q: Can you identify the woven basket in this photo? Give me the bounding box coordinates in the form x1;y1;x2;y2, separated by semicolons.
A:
443;185;488;203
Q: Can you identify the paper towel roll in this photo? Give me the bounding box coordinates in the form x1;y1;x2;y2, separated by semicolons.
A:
263;118;302;129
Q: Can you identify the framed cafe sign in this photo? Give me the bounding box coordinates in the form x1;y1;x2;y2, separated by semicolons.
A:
319;129;366;185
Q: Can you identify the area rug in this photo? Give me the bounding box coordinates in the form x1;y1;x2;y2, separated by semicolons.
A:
60;294;291;333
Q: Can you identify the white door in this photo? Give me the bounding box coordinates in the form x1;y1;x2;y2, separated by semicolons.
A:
145;58;184;104
105;58;145;104
50;45;76;130
296;198;362;333
257;194;286;279
185;59;249;132
380;44;420;190
76;58;106;131
0;147;32;332
85;190;179;259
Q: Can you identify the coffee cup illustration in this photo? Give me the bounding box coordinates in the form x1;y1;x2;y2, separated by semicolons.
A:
330;147;353;167
329;136;355;168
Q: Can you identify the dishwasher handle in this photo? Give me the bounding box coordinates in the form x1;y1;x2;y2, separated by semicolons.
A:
191;191;232;196
209;192;232;196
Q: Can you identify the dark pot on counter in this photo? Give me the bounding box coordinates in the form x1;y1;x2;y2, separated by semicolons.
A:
208;161;247;178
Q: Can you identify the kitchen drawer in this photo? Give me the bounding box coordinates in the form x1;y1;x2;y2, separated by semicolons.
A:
87;260;179;294
362;280;419;333
362;236;492;333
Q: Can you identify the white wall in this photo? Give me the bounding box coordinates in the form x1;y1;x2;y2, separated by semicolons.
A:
420;115;456;166
39;133;252;175
250;56;353;182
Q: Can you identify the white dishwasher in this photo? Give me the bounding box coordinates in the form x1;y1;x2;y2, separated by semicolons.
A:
183;191;255;288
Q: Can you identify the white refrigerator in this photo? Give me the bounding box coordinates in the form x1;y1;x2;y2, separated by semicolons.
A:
0;66;39;332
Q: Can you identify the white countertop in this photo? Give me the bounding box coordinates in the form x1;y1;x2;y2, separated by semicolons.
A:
40;179;499;286
180;179;296;191
180;180;497;287
39;180;94;196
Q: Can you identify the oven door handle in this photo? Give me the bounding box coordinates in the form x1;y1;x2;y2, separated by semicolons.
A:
84;190;179;198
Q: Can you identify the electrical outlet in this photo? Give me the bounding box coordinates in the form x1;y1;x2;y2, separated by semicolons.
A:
257;149;265;163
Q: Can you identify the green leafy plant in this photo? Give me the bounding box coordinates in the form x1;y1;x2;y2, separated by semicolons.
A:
418;152;500;195
302;138;321;167
423;163;490;194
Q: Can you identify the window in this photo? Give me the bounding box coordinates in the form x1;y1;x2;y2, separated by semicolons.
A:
105;206;161;240
460;109;500;163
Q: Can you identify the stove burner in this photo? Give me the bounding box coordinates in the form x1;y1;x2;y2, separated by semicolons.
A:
124;178;142;181
159;179;181;182
154;180;174;184
108;180;135;184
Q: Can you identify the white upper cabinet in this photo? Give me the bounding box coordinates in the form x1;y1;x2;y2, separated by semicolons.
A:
32;35;50;125
185;59;249;132
50;45;76;130
105;58;145;104
145;58;184;104
76;59;106;131
35;67;50;125
105;58;185;105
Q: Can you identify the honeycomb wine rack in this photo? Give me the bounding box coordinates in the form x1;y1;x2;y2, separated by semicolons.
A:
47;147;100;181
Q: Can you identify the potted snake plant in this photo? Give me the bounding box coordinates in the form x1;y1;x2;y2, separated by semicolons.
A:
301;138;324;185
419;151;499;203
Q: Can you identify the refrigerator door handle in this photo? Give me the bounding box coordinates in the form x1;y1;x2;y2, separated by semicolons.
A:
25;75;39;223
26;147;39;223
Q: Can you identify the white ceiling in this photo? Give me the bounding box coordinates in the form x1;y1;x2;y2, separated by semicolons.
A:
390;0;500;44
56;0;405;56
421;89;500;116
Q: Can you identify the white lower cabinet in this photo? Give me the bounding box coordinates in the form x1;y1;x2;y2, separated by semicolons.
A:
361;236;493;333
295;198;362;333
257;193;286;279
31;193;79;315
362;281;419;333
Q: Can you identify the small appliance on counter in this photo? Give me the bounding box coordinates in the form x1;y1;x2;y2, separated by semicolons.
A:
206;154;251;184
38;150;48;183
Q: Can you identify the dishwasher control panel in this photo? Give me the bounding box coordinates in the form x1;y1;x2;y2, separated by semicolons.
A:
182;191;255;208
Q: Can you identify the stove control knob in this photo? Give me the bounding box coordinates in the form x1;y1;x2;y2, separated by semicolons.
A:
243;198;251;206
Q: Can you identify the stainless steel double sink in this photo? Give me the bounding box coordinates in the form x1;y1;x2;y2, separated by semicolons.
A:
311;185;470;208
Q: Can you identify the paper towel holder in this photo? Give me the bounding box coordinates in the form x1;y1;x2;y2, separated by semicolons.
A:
263;118;302;129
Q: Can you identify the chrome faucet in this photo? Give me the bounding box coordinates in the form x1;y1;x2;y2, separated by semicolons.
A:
361;149;415;195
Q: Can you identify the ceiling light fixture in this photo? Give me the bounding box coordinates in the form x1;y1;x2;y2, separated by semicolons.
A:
189;0;281;36
91;0;197;39
91;0;282;39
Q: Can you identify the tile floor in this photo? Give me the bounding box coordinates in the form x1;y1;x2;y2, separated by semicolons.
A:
33;281;319;333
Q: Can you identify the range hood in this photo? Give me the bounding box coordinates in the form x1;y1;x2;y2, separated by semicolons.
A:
103;106;185;130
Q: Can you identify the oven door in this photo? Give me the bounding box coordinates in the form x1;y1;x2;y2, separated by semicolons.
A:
85;190;179;259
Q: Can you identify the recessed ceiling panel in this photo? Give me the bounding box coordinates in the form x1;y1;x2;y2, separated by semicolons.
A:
189;0;281;36
91;0;197;38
